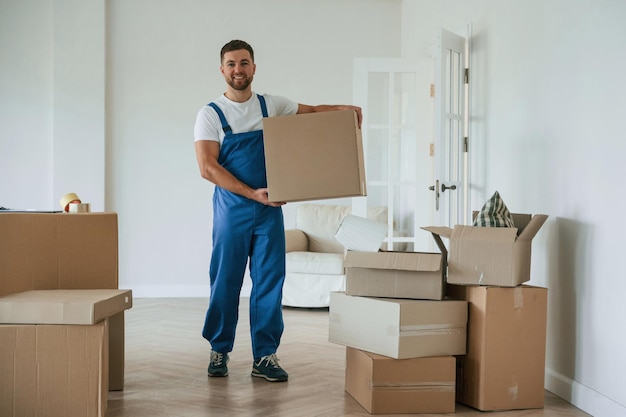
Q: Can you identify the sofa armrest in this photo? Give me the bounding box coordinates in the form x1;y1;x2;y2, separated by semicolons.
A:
285;229;308;252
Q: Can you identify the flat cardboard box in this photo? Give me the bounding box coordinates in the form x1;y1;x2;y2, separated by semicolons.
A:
447;284;548;411
423;213;548;286
345;347;456;414
0;320;109;417
0;289;132;325
329;292;467;359
344;250;445;300
263;109;366;203
0;212;125;390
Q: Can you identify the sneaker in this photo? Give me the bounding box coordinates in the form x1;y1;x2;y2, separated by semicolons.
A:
208;351;229;377
251;353;289;382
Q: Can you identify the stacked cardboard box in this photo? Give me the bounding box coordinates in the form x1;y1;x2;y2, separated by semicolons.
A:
424;212;549;412
328;215;467;414
0;212;127;416
0;289;132;417
0;212;125;390
447;284;547;411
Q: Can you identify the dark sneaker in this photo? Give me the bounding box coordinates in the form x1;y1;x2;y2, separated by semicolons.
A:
208;351;229;377
251;353;289;382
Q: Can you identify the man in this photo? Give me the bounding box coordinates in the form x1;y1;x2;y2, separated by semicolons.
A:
194;39;361;382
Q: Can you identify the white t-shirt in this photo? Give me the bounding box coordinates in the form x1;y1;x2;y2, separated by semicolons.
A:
194;92;298;144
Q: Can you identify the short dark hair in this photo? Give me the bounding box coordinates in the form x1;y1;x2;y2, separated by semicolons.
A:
220;40;254;63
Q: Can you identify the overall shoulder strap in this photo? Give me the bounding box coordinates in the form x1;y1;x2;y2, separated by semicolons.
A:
256;94;269;118
208;102;231;134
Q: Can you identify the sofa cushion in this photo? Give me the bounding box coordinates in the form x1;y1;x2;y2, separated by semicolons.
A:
286;252;345;275
295;204;350;253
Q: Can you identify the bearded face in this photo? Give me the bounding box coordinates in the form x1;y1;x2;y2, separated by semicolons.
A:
226;71;253;91
221;49;256;93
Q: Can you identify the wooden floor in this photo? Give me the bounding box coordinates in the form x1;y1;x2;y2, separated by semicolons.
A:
107;298;590;417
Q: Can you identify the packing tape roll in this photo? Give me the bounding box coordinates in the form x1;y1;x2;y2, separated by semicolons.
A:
68;202;91;213
59;193;81;212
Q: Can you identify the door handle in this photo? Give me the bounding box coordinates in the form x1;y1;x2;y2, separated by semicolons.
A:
441;183;457;192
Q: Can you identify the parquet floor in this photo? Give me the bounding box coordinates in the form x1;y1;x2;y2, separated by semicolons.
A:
107;298;590;417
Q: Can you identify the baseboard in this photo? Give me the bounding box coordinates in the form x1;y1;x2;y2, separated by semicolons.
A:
124;284;252;298
545;367;626;417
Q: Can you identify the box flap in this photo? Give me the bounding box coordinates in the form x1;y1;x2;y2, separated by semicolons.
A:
517;214;548;241
421;226;452;239
345;251;442;272
420;226;450;257
511;213;532;231
451;225;519;242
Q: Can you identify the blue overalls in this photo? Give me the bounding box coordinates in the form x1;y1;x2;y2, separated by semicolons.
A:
202;94;286;361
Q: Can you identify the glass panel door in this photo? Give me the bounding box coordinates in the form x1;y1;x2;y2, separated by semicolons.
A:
353;58;430;251
434;28;469;226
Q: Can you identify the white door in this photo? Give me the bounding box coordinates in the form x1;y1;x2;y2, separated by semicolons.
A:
433;28;470;226
352;58;433;251
352;28;470;252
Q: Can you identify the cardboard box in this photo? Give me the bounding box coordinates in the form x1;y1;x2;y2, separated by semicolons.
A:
423;213;548;286
447;284;548;411
0;212;125;390
0;289;132;325
263;109;366;203
344;250;445;300
329;292;467;359
0;212;119;296
334;214;387;252
345;347;456;414
0;320;109;417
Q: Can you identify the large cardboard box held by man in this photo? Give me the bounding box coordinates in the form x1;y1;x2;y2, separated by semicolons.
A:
447;284;548;411
345;347;456;414
329;292;467;359
423;213;548;286
263;109;366;203
0;321;109;417
0;212;126;390
344;250;446;300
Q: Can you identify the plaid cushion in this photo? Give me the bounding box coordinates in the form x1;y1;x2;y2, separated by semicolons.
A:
473;191;515;228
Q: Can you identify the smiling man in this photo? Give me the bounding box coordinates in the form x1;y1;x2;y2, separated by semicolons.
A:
193;40;361;382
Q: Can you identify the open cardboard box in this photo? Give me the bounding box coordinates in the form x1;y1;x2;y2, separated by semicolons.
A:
423;213;548;287
263;109;366;203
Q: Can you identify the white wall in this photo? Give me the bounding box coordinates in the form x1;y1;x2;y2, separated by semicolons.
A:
402;1;626;416
0;0;106;211
3;1;625;416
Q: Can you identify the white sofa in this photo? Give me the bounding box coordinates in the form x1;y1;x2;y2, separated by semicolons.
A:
282;203;386;308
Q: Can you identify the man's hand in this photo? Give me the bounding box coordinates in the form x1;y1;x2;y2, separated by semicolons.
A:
297;104;363;129
251;188;285;207
335;105;363;129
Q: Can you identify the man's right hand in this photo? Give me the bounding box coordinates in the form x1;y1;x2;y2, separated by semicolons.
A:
252;188;285;207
